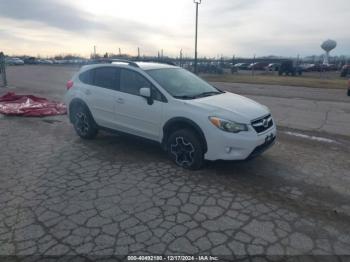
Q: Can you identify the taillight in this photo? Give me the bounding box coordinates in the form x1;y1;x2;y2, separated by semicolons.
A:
66;80;74;90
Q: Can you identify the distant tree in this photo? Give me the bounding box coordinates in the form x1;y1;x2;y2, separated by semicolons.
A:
54;55;63;60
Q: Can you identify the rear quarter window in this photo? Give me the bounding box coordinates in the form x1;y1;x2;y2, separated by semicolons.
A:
79;69;93;85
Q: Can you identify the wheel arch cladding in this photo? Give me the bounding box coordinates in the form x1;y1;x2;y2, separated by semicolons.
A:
162;117;207;153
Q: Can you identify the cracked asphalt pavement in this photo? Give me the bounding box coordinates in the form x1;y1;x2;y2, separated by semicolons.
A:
0;66;350;260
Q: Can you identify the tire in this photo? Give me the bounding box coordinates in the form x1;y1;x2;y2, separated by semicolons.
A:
340;70;347;77
347;89;350;96
71;103;98;139
167;129;204;170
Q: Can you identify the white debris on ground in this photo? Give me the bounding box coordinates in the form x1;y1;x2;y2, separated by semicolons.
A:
283;131;338;144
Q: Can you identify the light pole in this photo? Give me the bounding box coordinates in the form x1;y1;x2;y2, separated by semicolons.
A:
194;0;201;74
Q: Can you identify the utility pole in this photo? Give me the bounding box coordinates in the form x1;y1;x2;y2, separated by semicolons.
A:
180;49;183;67
119;48;121;56
194;0;202;74
252;54;256;77
296;54;300;65
93;45;96;59
0;51;7;87
231;55;236;74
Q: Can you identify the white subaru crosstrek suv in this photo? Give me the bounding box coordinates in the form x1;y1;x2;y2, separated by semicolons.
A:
65;60;276;170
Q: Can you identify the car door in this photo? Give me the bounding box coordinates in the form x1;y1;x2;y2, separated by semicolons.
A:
82;67;120;129
114;68;164;141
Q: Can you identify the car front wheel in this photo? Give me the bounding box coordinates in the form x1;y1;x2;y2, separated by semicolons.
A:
167;129;204;170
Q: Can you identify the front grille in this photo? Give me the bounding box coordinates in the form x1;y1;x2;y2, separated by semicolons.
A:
251;114;273;133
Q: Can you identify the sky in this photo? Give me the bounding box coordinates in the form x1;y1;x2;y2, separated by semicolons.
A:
0;0;349;58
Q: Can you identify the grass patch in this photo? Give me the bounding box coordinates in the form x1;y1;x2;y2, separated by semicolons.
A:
202;73;347;89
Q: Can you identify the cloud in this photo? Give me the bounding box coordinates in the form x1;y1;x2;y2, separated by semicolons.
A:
0;0;105;32
0;0;171;54
0;0;349;57
205;0;263;15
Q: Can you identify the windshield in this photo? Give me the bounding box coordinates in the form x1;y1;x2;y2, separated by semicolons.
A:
146;68;221;99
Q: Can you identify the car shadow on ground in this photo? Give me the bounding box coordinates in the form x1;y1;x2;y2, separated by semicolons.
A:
77;131;169;163
80;130;299;185
73;130;350;218
85;130;280;177
79;132;296;195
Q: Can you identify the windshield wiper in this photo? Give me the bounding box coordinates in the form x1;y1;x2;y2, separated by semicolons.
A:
173;95;195;100
194;91;222;98
174;91;222;100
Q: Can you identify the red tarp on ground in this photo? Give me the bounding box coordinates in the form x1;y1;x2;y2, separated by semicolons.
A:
0;92;67;116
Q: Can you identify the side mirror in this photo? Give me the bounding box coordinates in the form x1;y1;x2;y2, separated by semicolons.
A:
139;87;153;105
139;87;151;98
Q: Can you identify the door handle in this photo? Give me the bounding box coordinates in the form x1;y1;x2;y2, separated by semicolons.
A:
116;98;124;104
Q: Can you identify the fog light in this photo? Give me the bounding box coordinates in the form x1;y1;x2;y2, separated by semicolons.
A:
226;147;232;153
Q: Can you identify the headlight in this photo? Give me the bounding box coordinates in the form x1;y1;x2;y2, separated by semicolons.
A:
209;117;248;133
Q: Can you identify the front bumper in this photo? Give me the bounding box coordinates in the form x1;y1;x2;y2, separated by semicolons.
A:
246;135;276;159
204;124;277;161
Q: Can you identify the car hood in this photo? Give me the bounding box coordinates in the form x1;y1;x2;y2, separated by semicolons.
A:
189;92;270;122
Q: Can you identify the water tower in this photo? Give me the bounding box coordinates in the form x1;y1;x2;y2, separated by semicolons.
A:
321;39;337;65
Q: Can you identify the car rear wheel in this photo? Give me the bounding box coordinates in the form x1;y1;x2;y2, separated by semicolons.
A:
71;104;98;139
167;129;204;170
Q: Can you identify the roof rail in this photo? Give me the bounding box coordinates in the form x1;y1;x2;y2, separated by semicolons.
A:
90;58;139;68
138;59;176;66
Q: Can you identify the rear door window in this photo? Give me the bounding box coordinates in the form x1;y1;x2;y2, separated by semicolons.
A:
120;69;152;96
79;69;93;85
93;67;119;90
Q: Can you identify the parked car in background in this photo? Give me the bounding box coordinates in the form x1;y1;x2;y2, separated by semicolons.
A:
300;63;311;71
37;59;54;65
278;60;303;76
233;63;250;70
248;62;269;70
266;63;281;71
325;64;338;71
5;57;24;65
318;64;337;72
24;57;38;64
57;60;68;64
348;78;350;96
65;60;276;169
300;63;320;72
341;65;350;77
197;63;224;74
300;63;337;72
